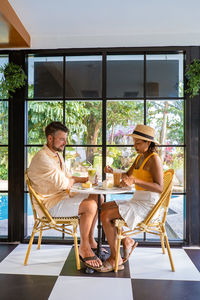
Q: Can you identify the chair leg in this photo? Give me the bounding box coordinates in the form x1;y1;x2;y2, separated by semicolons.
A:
73;225;80;270
115;227;122;272
24;223;37;266
37;225;43;250
160;234;165;254
164;233;175;272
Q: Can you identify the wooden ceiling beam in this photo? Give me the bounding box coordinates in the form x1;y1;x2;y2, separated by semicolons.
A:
0;0;30;48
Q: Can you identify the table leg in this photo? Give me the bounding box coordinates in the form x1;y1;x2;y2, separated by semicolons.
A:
97;194;102;257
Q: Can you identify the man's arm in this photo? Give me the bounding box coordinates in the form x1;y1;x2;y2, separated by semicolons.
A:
29;152;72;191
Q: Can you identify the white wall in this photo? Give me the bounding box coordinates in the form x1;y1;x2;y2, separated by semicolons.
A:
9;0;200;49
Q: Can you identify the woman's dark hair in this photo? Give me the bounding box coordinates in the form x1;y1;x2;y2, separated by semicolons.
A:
45;122;69;138
148;142;157;153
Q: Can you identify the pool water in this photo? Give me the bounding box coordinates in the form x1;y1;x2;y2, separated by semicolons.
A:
0;194;179;221
0;194;133;220
0;195;33;220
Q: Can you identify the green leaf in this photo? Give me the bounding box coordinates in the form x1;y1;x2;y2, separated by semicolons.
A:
185;59;200;98
0;62;27;99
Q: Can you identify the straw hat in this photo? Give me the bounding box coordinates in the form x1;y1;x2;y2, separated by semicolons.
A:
129;124;160;145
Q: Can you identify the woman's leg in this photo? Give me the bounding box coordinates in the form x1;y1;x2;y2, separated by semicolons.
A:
101;202;123;267
101;201;137;264
101;201;116;211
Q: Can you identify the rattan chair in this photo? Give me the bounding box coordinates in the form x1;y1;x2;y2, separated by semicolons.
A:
24;170;80;270
114;169;175;272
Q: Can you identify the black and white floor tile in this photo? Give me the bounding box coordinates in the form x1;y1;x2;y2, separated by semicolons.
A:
0;244;199;300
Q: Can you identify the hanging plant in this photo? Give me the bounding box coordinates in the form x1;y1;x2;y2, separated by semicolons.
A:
185;59;200;98
0;62;27;99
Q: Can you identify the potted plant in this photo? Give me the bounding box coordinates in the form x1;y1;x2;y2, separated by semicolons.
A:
0;62;27;98
185;59;200;98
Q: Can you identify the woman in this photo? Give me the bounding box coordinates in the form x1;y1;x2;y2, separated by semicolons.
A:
100;124;163;272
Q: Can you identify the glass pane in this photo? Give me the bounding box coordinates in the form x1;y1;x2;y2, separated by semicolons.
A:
65;101;102;145
0;193;8;236
0;101;8;144
106;146;136;171
28;56;63;98
146;54;184;97
107;100;144;145
147;100;184;145
65;56;102;98
106;146;184;193
160;146;184;193
26;193;62;237
107;55;144;98
27;101;63;144
0;55;9;99
0;147;8;190
146;194;184;240
65;146;102;181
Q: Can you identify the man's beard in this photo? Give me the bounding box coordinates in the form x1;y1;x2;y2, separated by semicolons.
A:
52;145;63;152
52;138;64;152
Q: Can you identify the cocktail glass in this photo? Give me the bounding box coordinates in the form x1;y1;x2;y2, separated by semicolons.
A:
88;168;96;184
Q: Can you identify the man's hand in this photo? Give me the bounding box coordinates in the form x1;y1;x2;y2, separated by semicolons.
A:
66;178;75;193
68;178;75;188
72;176;88;183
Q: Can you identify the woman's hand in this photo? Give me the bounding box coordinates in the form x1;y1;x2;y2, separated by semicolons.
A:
120;174;135;187
104;165;113;174
121;172;127;180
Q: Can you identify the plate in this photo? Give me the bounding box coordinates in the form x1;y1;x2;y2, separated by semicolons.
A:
95;186;131;191
75;186;94;190
96;186;114;190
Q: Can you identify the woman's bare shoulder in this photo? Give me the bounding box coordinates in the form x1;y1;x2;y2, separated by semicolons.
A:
148;153;162;166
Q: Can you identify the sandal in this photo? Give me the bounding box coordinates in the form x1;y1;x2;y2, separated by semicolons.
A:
79;255;102;271
123;241;138;263
97;260;124;273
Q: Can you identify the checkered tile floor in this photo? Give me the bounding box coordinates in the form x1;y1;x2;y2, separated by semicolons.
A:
0;244;200;300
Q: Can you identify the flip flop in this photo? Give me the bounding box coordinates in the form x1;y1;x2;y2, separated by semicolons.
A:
79;255;102;271
123;241;138;263
97;260;124;273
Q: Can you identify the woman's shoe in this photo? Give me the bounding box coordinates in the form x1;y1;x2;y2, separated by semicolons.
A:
123;241;138;263
97;260;124;273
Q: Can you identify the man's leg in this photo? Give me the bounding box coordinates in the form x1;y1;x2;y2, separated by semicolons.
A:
101;202;123;267
88;194;104;249
78;196;102;268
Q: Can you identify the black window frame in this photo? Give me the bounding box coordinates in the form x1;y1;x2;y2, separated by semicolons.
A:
0;46;199;247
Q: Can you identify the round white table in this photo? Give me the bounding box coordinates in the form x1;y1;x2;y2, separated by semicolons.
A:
71;183;132;257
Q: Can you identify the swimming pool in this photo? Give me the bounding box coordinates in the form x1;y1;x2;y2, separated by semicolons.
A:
0;195;33;220
0;194;180;220
0;194;133;220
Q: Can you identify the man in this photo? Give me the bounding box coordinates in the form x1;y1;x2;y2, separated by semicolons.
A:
28;121;103;269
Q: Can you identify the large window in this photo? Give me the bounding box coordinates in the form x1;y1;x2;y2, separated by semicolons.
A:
0;55;9;237
25;53;185;241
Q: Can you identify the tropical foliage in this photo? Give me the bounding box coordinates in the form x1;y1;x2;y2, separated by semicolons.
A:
185;59;200;98
0;97;184;183
0;62;27;98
